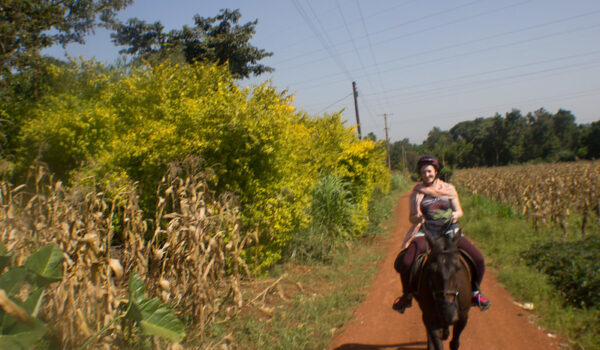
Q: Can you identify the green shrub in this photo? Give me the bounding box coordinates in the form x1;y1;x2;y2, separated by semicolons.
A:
309;174;356;239
521;235;600;308
390;172;413;192
288;175;355;263
0;244;63;348
365;186;394;237
10;59;390;273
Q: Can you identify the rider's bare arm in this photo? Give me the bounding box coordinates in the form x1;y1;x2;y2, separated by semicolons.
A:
450;196;464;223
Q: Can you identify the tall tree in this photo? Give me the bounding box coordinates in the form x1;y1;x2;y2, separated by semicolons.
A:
526;108;561;161
0;0;132;76
582;121;600;159
112;9;273;78
503;109;528;162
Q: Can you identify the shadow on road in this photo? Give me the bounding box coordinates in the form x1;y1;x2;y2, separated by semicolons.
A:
333;341;427;350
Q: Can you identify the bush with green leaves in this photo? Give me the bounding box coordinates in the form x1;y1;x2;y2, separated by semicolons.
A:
8;59;390;272
0;244;62;349
521;235;600;308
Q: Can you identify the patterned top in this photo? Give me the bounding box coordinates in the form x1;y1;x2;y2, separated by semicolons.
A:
420;194;456;234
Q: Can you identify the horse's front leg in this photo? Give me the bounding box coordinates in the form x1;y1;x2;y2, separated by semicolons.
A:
449;317;468;350
426;326;444;350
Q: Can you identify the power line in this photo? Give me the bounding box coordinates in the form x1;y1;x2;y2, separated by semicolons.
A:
390;86;600;127
273;0;530;67
335;0;387;118
290;0;354;81
365;49;600;98
290;21;600;90
376;58;600;103
264;0;419;53
355;0;392;112
315;92;353;114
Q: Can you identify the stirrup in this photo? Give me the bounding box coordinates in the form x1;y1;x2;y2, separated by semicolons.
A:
393;294;412;314
472;291;491;311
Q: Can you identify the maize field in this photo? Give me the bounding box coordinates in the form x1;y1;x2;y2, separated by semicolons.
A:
453;160;600;237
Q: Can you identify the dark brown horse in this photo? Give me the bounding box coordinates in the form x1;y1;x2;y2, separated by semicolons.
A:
415;229;472;350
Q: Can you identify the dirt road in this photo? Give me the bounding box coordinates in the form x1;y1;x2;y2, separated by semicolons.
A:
329;192;564;350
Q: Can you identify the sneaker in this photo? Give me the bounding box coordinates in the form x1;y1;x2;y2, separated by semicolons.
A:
472;291;491;311
393;294;412;314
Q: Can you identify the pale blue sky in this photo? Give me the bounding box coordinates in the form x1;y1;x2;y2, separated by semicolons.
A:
45;0;600;144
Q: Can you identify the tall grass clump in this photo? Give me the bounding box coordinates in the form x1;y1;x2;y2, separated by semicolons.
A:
289;174;356;262
309;174;356;239
365;172;413;237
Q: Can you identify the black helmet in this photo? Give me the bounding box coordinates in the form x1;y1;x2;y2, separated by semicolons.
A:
416;155;441;173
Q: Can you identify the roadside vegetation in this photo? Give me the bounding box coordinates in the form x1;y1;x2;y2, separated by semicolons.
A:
455;161;600;350
1;4;398;347
205;173;413;349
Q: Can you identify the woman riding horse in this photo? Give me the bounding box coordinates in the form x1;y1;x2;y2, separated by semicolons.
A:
393;155;491;313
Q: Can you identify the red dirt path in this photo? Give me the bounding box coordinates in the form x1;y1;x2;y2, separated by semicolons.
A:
329;192;565;350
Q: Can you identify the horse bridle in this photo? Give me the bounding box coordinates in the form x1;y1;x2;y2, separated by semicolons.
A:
432;287;459;304
428;249;460;306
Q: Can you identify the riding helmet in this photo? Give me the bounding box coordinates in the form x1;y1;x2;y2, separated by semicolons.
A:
416;155;442;173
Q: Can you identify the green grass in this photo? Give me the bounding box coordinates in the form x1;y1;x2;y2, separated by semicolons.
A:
205;235;387;350
204;173;411;349
460;192;600;350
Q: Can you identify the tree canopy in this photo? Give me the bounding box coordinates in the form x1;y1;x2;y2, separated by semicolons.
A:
0;0;132;76
390;108;600;170
111;8;273;78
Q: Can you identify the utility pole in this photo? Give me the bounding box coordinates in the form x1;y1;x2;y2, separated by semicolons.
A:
402;144;407;172
380;113;393;171
352;81;362;139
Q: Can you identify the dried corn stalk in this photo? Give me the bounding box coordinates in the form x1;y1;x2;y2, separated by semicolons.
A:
0;159;251;348
453;160;600;237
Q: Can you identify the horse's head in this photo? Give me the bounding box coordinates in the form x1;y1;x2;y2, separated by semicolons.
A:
424;230;462;325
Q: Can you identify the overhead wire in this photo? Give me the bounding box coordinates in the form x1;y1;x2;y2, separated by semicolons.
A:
366;49;600;99
282;0;556;85
335;0;381;130
356;0;392;111
274;0;491;66
268;0;420;62
281;2;598;142
391;86;600;126
315;92;353;114
290;18;600;90
299;47;600;115
290;0;354;81
384;60;600;105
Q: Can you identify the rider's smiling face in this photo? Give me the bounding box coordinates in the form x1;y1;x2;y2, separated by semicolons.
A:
420;165;437;185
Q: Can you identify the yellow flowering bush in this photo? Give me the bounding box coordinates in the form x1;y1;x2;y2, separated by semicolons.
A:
12;60;390;272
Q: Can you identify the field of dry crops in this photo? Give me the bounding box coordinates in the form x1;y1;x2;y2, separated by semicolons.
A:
0;158;251;349
453;160;600;236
